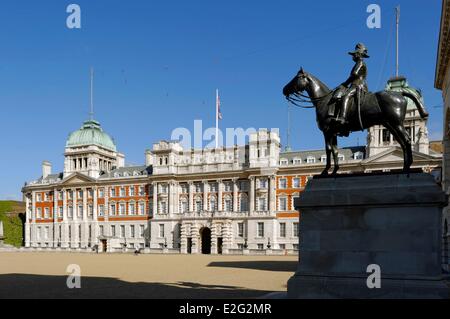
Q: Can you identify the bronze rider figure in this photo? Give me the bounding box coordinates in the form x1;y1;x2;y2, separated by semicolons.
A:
333;43;369;126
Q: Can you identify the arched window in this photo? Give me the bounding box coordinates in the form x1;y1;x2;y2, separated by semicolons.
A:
194;196;203;213
129;201;136;215
224;195;232;212
179;196;188;214
138;201;146;215
209;195;217;212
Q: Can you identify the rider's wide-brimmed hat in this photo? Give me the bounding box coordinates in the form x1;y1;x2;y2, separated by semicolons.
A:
348;43;370;58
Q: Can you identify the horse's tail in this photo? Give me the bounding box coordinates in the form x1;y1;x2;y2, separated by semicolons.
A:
400;91;429;119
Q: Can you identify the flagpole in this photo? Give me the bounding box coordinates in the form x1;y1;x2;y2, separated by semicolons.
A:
395;5;400;77
215;89;219;149
90;67;94;121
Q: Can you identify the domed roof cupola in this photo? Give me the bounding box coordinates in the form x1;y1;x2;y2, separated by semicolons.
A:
385;76;425;112
66;119;117;152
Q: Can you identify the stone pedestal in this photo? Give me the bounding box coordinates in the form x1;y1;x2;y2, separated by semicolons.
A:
287;172;449;299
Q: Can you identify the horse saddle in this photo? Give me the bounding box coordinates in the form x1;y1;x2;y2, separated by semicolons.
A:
328;86;347;116
328;88;373;118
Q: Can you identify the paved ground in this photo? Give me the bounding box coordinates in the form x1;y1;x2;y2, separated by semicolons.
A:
0;252;297;299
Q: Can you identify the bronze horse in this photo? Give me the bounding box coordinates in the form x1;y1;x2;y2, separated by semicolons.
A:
283;68;427;175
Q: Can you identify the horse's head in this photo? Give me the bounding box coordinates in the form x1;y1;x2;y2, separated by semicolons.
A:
283;68;310;101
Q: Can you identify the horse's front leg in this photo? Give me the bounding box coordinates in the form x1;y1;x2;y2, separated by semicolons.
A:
321;133;332;176
331;135;340;175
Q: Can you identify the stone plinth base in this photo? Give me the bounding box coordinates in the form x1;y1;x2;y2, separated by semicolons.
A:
287;172;449;299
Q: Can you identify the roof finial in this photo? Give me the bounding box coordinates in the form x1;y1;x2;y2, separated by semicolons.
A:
90;67;94;121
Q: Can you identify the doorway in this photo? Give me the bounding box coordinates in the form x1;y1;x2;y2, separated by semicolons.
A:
200;227;211;254
101;239;107;252
187;238;192;254
217;237;223;255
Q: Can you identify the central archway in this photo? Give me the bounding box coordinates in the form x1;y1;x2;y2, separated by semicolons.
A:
200;227;211;254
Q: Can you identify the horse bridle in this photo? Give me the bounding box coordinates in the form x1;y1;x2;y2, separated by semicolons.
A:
286;89;334;109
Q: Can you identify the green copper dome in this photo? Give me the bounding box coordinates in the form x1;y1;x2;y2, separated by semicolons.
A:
385;76;424;111
66;120;117;152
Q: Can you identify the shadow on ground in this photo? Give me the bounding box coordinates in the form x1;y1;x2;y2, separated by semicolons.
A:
207;261;298;272
0;274;272;299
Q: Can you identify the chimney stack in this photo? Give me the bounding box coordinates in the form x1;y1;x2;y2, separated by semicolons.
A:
145;150;153;166
42;161;52;179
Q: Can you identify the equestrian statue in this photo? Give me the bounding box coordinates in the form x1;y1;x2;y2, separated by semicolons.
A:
282;43;429;176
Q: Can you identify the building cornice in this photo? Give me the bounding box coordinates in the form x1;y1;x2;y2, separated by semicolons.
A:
435;0;450;89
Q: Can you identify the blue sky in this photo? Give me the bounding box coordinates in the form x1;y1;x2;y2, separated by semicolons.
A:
0;0;444;200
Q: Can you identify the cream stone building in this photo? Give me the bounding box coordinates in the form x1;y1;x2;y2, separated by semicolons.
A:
435;0;450;271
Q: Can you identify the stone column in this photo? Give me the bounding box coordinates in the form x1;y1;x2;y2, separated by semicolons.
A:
222;220;232;254
249;177;255;214
168;182;173;215
62;189;69;248
152;182;158;216
83;188;88;220
31;191;36;223
93;186;98;246
72;188;78;248
180;223;188;254
82;187;88;247
31;191;36;246
53;187;58;247
169;181;178;216
25;194;31;247
232;178;239;212
191;223;199;254
93;187;98;220
73;188;78;222
104;187;109;222
203;181;208;212
269;175;277;213
218;180;223;212
173;181;179;215
211;222;218;254
188;182;194;212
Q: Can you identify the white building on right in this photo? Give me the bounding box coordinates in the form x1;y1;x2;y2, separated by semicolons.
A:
435;0;450;272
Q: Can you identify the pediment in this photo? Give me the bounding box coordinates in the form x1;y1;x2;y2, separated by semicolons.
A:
61;173;96;185
363;147;438;164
